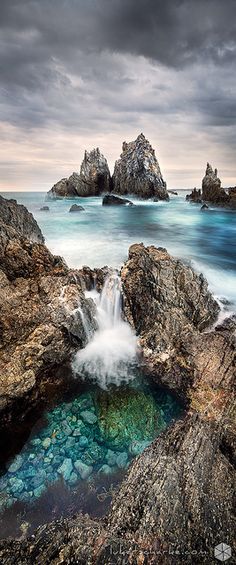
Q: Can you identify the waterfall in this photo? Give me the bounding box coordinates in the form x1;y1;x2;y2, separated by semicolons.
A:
72;272;137;389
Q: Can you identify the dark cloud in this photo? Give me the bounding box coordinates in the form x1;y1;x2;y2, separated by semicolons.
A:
0;0;235;189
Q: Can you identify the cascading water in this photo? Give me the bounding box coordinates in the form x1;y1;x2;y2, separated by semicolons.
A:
72;272;138;388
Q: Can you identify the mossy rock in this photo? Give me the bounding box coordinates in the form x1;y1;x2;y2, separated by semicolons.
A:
96;388;165;450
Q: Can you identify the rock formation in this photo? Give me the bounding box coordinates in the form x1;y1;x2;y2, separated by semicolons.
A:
69;204;85;212
47;148;111;199
186;164;236;207
77;148;111;196
102;194;133;206
0;207;235;562
112;133;169;200
202;163;229;204
186;187;202;203
0;195;97;432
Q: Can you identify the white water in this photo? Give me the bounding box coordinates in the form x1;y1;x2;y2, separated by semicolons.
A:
72;273;138;388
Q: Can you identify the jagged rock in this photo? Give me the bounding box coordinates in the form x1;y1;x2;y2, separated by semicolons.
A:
0;195;44;243
77;148;111;196
102;194;133;206
39;206;49;211
0;195;97;432
202;163;230;204
47;177;78;199
200;203;209;210
47;149;111;199
112;133;169;200
186;187;202;203
168;190;178;195
121;243;220;399
69;204;85;212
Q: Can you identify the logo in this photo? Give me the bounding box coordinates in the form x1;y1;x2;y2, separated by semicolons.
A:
214;543;232;562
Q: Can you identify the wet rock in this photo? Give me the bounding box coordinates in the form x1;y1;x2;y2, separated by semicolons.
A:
202;163;229;204
102;194;133;206
47;177;78;199
69;204;85;212
7;454;23;473
42;437;51;449
0;195;97;428
9;477;24;493
121;244;220;399
40;206;50;211
80;410;97;425
112;133;169;200
200;203;209;210
116;452;128;469
97;388;164;449
78;435;89;448
168;190;178;195
186;187;202;203
98;464;113;475
74;460;93;479
105;449;117;466
58;458;73;480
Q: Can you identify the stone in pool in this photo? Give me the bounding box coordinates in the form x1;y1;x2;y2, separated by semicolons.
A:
96;388;164;449
80;410;97;425
74;460;93;480
58;458;73;480
42;437;51;449
9;477;24;493
116;452;128;469
7;454;23;473
98;464;113;475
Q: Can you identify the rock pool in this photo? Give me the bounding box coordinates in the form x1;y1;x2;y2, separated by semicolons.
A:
0;374;182;539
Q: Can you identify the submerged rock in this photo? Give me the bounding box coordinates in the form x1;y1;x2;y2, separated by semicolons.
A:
58;458;73;480
74;460;93;480
112;133;169;200
40;206;50;211
102;194;133;206
7;455;23;473
69;204;85;212
96;388;164;450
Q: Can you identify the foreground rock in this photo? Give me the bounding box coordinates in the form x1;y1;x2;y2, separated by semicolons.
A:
0;196;97;430
113;133;169;200
47;148;111;199
0;224;235;561
186;187;202;203
102;194;133;206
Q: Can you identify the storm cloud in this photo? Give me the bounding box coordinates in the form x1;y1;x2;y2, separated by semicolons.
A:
0;0;235;190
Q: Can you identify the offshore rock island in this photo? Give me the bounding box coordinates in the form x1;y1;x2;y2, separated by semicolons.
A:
47;133;168;201
0;194;235;563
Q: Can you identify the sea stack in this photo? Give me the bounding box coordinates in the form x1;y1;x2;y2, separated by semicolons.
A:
202;163;229;204
112;133;169;200
47;148;111;199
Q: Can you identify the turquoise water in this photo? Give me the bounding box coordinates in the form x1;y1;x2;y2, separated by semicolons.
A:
1;191;236;305
0;376;182;538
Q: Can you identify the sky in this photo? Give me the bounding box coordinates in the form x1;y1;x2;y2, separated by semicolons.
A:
0;0;236;191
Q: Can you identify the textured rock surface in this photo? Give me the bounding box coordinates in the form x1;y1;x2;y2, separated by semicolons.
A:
0;195;44;244
102;194;133;206
77;148;111;196
186;187;202;203
47;148;111;199
202;163;229;204
121;243;220;396
0;196;97;428
113;133;169;199
69;203;85;212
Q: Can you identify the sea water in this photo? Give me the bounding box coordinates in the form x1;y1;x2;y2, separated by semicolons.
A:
1;190;235;306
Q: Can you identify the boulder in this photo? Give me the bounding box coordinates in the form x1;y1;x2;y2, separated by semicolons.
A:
0;195;44;244
69;204;85;212
40;206;50;211
47;177;78;200
168;190;178;195
102;194;133;206
112;133;169;200
200;203;209;210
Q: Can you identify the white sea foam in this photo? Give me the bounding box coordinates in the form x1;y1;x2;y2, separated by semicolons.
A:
72;273;137;388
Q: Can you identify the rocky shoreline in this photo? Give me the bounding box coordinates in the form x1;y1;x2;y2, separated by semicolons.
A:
0;195;235;563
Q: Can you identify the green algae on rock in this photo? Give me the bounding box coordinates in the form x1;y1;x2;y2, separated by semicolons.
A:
96;388;165;450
